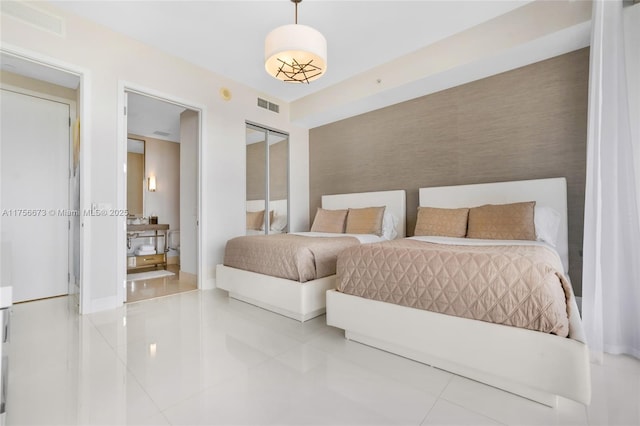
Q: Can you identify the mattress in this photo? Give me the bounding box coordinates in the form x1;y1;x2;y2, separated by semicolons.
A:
223;233;380;282
336;236;573;336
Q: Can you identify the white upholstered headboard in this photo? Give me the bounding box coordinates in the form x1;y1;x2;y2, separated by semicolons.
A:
321;190;406;238
419;178;569;272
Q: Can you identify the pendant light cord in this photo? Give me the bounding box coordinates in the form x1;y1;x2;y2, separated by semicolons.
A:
295;1;298;24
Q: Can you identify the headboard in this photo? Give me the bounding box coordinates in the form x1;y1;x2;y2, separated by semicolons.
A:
419;178;568;272
321;190;406;238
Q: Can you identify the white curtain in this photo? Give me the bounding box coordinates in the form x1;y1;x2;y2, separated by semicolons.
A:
582;0;640;362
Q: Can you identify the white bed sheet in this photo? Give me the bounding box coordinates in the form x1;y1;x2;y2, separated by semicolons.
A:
290;231;386;244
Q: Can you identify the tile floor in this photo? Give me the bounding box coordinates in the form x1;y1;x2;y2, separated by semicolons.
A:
6;289;640;425
127;265;197;303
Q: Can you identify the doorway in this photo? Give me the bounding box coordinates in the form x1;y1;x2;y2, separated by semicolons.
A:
0;52;82;307
121;90;201;303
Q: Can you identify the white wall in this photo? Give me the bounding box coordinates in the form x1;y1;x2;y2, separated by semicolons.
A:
0;3;309;311
624;3;640;224
179;110;197;276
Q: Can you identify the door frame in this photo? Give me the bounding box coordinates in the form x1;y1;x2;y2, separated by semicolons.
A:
116;81;205;306
0;44;91;313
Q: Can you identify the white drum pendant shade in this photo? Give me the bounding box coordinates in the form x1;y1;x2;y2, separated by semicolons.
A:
265;24;327;83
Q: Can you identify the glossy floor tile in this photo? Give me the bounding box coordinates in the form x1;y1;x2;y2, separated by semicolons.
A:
6;290;640;425
127;264;197;303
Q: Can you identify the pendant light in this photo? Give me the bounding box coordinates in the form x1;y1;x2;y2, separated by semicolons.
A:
264;0;327;84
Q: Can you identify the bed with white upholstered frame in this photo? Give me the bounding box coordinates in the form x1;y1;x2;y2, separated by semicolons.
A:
326;178;591;406
216;190;406;322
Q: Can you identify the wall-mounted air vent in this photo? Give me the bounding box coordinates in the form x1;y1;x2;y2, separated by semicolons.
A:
257;97;279;114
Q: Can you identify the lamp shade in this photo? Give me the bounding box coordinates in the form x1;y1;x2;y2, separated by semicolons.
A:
265;24;327;83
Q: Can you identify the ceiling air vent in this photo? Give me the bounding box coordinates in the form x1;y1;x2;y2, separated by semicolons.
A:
257;97;279;114
268;102;279;113
257;98;268;109
153;130;171;137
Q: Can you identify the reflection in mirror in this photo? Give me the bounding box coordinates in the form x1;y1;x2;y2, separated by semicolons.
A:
246;127;266;234
269;133;288;234
127;138;144;217
245;123;288;235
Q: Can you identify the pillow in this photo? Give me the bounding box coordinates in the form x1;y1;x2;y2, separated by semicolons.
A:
270;213;288;232
260;210;275;231
310;208;348;233
414;207;469;238
345;206;386;236
535;205;561;247
381;210;399;240
246;210;265;231
467;201;536;240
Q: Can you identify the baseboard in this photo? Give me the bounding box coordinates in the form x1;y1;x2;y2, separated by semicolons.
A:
89;295;119;313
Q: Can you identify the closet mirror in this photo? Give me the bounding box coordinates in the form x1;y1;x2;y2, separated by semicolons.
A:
246;123;289;235
127;138;145;217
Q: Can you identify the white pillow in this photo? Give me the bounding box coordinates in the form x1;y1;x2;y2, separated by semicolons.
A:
534;206;561;247
381;211;399;240
270;214;288;232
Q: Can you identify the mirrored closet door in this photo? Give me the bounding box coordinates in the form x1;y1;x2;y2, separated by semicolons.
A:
245;122;289;235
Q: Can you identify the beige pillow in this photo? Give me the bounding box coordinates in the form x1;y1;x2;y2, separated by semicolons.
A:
467;201;536;240
310;208;348;233
345;206;386;236
414;207;469;237
265;210;274;230
246;210;265;231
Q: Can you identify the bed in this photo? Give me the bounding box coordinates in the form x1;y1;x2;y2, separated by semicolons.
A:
326;178;591;407
216;189;406;322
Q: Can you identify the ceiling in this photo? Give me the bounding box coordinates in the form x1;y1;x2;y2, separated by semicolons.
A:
49;0;539;103
127;92;185;143
3;1;591;136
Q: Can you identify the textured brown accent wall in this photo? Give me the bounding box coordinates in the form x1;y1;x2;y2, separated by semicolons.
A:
309;48;589;294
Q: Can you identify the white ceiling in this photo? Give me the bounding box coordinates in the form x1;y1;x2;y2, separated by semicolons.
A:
49;0;538;103
127;92;185;143
3;1;591;137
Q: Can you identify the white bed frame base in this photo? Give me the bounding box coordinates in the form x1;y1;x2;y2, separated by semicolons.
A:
216;264;334;321
326;178;591;406
327;290;590;406
217;189;406;322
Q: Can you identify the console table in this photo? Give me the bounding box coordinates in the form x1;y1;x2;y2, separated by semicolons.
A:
127;224;169;271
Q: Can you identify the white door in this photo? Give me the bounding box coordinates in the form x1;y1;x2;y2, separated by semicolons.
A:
1;89;70;302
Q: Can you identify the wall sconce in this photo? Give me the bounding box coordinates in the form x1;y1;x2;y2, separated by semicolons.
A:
148;176;156;192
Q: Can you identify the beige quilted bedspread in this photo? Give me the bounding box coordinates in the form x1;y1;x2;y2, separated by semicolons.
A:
336;239;572;336
224;234;360;282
